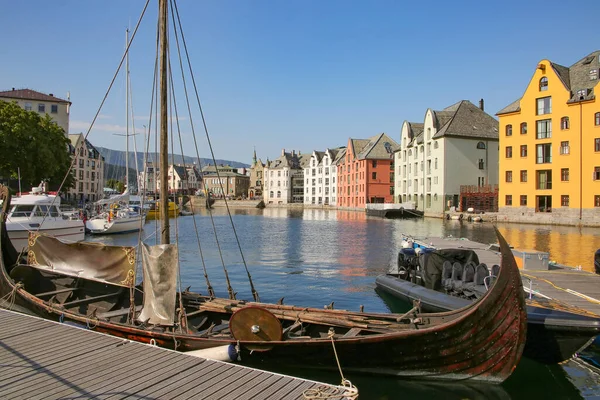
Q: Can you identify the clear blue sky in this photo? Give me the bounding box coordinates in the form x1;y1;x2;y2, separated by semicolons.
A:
2;0;599;165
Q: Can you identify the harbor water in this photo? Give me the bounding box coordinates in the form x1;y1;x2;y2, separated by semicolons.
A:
86;208;600;399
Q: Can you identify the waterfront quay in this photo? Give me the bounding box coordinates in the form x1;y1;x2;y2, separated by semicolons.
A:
0;308;345;400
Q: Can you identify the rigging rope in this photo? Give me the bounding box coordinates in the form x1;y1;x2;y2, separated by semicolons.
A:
171;0;259;302
39;0;151;229
169;0;237;300
168;0;215;298
0;283;22;311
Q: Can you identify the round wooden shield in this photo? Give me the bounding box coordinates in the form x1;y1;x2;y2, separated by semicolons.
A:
229;306;282;351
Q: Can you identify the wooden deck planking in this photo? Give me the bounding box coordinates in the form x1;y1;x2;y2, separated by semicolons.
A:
0;309;344;399
421;236;600;316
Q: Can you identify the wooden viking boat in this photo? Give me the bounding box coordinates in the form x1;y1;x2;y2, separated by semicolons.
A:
0;0;527;383
1;183;526;382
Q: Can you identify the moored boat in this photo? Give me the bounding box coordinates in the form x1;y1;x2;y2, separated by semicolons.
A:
3;184;84;251
376;237;600;364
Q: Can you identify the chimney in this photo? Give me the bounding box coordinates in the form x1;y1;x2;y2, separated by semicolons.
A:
291;150;295;156
479;98;484;111
281;148;286;156
12;87;15;91
49;93;54;97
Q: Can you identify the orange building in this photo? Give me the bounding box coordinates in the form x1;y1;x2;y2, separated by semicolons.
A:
337;133;400;208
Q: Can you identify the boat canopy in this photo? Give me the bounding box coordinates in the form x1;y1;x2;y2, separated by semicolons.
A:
11;194;61;206
26;232;136;288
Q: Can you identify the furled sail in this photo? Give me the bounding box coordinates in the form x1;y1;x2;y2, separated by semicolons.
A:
137;242;178;326
27;232;136;287
95;188;131;206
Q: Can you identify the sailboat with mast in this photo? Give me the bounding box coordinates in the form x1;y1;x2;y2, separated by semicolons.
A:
0;0;528;383
85;29;146;235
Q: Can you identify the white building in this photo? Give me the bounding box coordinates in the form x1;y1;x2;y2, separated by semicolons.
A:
138;162;201;194
395;100;499;214
303;147;345;206
0;88;71;135
264;149;309;204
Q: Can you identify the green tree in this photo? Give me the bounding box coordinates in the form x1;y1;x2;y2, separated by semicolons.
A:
0;101;74;192
106;178;124;193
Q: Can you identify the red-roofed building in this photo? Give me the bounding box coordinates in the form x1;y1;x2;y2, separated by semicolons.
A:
0;88;71;135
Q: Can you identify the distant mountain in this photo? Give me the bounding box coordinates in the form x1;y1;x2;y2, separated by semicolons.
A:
96;147;249;172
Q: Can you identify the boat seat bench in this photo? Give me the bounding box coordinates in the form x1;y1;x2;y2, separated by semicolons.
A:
62;292;122;307
35;287;79;298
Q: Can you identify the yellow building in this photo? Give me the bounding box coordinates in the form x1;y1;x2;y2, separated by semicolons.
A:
497;51;600;226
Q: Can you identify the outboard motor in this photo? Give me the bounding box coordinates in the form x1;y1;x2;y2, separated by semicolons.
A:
595;249;600;275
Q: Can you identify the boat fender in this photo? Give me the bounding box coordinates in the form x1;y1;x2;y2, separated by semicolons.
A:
184;344;239;362
459;213;464;220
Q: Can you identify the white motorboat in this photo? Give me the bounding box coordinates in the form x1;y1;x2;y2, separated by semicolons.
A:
5;187;85;251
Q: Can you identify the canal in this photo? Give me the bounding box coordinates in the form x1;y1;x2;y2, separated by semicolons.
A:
87;208;600;399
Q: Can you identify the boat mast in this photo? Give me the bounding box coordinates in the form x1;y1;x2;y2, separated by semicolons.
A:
159;0;170;244
125;28;130;193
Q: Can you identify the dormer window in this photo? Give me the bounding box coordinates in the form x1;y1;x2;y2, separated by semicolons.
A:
539;77;548;91
476;142;486;149
577;89;586;100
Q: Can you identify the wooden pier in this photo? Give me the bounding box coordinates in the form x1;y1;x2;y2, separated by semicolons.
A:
422;237;600;315
0;309;347;399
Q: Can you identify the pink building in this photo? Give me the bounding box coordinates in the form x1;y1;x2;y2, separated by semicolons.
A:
337;133;400;208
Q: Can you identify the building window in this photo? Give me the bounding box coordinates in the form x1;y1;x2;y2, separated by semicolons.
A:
595;195;600;207
596;112;600;126
505;146;513;158
505;195;512;206
560;117;570;130
561;168;569;181
560;141;570;155
536;97;552;115
520;195;527;206
51;104;58;113
594;167;600;181
434;158;438;169
38;104;45;113
505;171;512;182
505;125;513;136
427;128;431;140
536;144;552;164
24;102;32;111
372;160;377;168
561;195;569;207
536;170;552;189
520;170;527;182
478;159;484;169
434;141;439;149
536;119;552;139
476;141;486;149
520;145;527;157
539;77;548;91
372;172;377;179
519;122;527;134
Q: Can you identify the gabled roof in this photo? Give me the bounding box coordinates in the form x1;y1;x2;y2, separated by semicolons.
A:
172;165;187;180
349;139;370;158
496;98;522;115
332;148;346;165
267;150;307;170
433;100;499;140
497;50;600;114
0;88;70;104
354;133;400;160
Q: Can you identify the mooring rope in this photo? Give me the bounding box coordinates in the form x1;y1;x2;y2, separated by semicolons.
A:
0;282;22;311
303;328;359;400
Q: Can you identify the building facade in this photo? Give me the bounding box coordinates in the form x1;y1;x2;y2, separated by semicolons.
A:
337;133;399;208
248;150;265;199
497;51;600;225
303;148;345;206
0;88;71;135
263;149;309;204
67;134;105;203
396;100;499;214
203;170;250;198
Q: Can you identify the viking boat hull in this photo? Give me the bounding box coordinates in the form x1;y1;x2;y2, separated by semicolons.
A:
0;185;527;382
